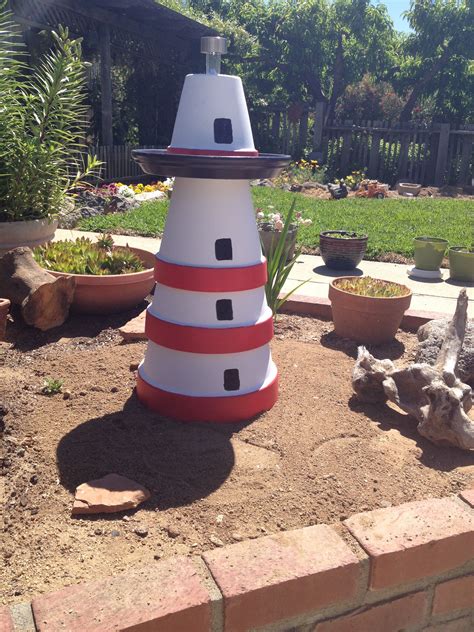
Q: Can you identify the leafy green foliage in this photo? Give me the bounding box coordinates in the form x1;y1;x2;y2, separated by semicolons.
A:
336;74;404;121
262;199;308;316
334;276;410;298
79;190;472;261
42;377;64;395
0;7;100;222
34;238;145;275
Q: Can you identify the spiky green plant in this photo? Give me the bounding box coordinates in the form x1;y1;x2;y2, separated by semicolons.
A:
334;276;410;298
264;199;308;317
33;238;146;275
0;5;100;222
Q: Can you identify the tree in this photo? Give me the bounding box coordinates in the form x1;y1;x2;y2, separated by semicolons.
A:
397;0;473;123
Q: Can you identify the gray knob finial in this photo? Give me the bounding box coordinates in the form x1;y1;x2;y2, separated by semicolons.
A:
201;36;227;75
201;36;227;55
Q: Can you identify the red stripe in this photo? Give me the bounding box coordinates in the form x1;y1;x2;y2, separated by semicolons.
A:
145;312;273;353
136;372;278;423
167;146;259;157
155;258;267;292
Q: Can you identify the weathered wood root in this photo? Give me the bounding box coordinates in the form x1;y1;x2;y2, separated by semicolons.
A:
352;290;474;451
0;247;75;331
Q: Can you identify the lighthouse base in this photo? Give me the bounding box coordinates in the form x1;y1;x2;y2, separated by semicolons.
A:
136;371;278;423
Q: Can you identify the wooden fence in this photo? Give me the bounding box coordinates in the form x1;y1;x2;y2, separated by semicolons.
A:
250;106;473;186
91;116;473;188
93;145;160;182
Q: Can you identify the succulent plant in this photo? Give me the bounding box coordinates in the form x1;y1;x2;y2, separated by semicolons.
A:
33;237;145;275
334;276;410;298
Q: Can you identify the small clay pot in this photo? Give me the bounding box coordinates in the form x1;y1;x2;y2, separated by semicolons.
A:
329;277;412;344
0;297;11;340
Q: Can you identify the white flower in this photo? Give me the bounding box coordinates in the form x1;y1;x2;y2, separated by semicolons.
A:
274;219;284;231
164;177;175;189
257;211;265;219
303;218;312;226
273;213;281;221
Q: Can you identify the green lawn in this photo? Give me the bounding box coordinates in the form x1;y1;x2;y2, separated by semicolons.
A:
78;188;472;260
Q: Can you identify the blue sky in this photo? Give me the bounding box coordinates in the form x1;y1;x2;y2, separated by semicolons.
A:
379;0;412;32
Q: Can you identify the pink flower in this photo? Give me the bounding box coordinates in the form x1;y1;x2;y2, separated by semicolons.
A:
274;219;284;231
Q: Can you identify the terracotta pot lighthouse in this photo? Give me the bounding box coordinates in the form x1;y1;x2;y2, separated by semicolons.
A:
133;36;290;423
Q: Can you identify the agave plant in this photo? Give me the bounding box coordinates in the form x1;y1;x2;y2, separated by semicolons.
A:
264;198;308;317
0;6;100;223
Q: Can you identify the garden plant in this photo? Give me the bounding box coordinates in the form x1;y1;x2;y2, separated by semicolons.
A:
0;9;99;225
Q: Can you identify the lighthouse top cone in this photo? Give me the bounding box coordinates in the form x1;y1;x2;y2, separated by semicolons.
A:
133;36;290;179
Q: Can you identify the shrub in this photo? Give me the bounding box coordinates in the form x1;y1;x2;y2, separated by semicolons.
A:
0;9;100;222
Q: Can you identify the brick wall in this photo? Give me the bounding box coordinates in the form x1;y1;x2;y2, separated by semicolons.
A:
1;489;473;632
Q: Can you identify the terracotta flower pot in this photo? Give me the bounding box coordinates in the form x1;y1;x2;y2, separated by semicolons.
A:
48;247;156;314
0;297;11;340
319;231;368;270
0;217;58;255
329;277;412;344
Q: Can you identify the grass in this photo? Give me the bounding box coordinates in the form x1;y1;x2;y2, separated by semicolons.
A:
78;189;472;260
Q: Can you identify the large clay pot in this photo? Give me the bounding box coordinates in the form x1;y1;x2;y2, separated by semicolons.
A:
0;298;10;340
0;218;58;256
449;247;474;283
329;277;412;344
258;222;297;261
413;237;448;271
48;247;155;314
319;231;368;270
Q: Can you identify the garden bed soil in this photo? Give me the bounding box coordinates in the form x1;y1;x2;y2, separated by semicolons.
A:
1;313;473;605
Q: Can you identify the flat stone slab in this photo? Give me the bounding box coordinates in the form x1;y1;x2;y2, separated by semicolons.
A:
72;473;150;515
118;310;146;341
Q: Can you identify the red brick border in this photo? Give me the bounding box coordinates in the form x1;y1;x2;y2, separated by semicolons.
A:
2;488;473;632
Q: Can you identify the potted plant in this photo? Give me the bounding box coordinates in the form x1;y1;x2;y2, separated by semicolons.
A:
328;276;412;344
33;235;155;314
449;247;474;283
0;11;100;254
256;206;312;262
0;297;10;340
411;237;448;278
319;231;368;269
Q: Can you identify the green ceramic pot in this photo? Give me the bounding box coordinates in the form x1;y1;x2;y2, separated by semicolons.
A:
413;237;448;271
449;247;474;283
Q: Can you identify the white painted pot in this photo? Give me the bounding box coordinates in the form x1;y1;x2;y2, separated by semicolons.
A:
0;218;58;255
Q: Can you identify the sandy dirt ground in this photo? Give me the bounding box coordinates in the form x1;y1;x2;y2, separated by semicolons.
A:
1;312;473;605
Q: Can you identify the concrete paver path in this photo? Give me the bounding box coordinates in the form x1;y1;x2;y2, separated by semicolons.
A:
56;229;474;318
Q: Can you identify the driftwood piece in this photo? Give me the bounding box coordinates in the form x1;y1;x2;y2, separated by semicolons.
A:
0;247;75;331
352;289;474;450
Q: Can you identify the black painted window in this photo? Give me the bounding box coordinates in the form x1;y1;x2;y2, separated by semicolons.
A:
216;299;233;321
215;238;233;261
214;118;233;144
223;369;240;391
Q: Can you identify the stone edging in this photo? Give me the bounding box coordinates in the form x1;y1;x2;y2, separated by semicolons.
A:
1;488;473;632
280;293;447;330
